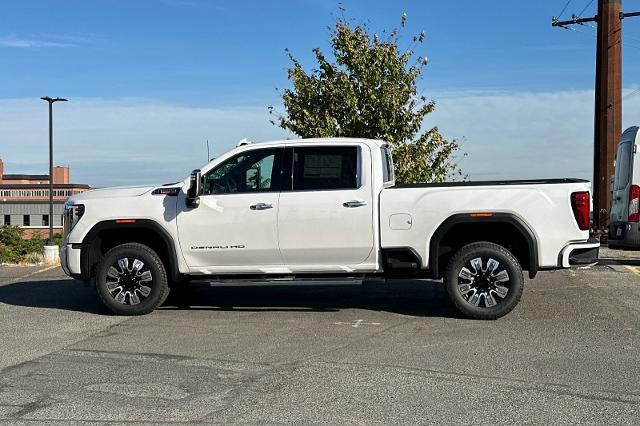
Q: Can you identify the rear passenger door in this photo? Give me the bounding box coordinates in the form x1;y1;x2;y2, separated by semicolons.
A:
277;145;375;266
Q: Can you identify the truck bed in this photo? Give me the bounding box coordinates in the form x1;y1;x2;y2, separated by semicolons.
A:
379;178;592;269
392;178;589;188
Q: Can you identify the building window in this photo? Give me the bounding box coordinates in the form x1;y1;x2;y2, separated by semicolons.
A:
3;215;9;226
23;215;30;227
43;215;49;227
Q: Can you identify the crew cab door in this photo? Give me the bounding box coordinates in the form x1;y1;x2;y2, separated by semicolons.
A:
277;145;375;266
177;148;284;268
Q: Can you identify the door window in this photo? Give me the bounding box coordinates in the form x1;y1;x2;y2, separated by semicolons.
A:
614;142;632;191
203;148;281;194
292;146;359;191
381;147;394;183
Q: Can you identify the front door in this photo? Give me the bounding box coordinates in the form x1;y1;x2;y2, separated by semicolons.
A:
277;145;375;266
177;148;284;268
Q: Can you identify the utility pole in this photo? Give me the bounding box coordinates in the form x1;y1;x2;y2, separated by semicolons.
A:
552;0;640;231
40;96;68;245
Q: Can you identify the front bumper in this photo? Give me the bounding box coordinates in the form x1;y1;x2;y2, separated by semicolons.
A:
559;238;600;268
60;244;83;277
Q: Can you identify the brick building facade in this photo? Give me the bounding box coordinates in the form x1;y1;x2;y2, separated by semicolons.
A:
0;158;90;238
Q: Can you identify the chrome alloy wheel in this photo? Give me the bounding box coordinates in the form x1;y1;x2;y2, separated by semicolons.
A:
105;257;153;305
458;257;510;308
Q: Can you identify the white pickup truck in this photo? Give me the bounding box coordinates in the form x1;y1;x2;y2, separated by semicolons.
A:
61;138;599;319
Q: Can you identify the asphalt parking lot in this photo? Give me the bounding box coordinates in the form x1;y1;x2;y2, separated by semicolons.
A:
0;265;639;424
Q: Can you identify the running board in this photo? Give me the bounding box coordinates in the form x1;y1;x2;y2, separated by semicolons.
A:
188;275;385;287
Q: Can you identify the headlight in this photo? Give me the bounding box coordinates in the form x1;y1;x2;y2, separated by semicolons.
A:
63;202;85;235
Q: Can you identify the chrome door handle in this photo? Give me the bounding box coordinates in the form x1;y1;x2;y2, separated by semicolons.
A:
343;200;367;208
250;202;273;210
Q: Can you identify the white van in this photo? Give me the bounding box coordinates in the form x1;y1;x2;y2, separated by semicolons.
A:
609;126;640;249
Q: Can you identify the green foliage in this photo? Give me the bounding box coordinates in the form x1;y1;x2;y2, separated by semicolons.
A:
269;14;464;183
0;225;63;264
53;232;63;247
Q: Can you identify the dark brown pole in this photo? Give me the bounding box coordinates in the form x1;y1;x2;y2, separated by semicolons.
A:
593;0;622;230
41;96;67;245
48;100;54;244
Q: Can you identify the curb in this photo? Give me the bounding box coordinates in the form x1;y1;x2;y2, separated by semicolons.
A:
597;258;640;266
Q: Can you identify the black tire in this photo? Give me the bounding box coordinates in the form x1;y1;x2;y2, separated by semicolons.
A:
95;243;170;315
444;242;524;320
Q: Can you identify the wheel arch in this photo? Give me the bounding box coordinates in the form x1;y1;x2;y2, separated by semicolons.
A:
428;213;539;279
79;219;180;281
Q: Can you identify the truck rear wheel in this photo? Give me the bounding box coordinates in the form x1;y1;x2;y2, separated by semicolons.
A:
95;243;170;315
444;242;524;320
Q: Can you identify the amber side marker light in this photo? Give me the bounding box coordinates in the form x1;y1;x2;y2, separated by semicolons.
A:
469;213;494;217
115;219;137;224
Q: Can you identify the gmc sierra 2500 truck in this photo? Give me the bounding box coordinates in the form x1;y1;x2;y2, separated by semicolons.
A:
61;138;599;319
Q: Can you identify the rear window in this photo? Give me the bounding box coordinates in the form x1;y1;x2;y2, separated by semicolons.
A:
381;147;394;182
293;146;358;191
615;142;633;191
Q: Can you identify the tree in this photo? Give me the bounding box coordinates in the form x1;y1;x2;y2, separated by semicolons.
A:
269;14;464;183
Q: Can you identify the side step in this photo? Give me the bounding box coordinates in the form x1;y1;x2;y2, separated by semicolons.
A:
188;275;386;287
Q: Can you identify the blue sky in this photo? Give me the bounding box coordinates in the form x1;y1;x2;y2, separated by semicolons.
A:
2;0;640;186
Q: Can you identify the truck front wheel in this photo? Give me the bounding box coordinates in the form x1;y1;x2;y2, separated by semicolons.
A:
444;242;524;320
95;243;170;315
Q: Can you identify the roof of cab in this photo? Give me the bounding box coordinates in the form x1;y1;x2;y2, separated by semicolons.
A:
237;137;387;149
199;137;388;173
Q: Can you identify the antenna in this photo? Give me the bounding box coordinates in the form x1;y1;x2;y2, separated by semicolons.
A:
206;139;210;162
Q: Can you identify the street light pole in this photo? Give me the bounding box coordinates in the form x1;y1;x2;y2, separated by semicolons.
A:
40;96;67;245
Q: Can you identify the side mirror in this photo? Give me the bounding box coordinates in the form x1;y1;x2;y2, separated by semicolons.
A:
186;169;202;208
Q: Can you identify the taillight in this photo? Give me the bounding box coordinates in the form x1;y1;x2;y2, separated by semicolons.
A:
629;185;640;222
571;191;590;231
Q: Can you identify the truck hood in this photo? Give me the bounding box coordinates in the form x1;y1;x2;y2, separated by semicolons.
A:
68;184;158;202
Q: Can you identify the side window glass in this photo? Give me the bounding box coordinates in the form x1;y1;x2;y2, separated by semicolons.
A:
614;142;632;191
203;149;280;194
293;146;358;191
381;147;394;182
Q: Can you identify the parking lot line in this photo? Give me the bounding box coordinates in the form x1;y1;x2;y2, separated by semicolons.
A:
624;265;640;276
0;264;60;285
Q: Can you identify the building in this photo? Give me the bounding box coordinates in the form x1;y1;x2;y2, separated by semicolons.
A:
0;158;90;238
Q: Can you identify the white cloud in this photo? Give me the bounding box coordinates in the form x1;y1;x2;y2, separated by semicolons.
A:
0;98;290;186
0;34;91;48
428;89;640;181
1;90;639;187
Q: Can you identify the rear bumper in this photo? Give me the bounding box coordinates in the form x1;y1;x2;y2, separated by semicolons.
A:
608;222;640;248
559;238;600;268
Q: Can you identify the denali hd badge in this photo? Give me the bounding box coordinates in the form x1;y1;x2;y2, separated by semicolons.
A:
191;245;246;250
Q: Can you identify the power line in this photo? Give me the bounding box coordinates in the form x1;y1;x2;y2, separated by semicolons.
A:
558;0;574;19
577;0;595;18
572;23;640;51
551;0;640;230
623;87;640;101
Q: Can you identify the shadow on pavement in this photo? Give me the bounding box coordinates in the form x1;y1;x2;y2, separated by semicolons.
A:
0;279;109;315
0;278;461;318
